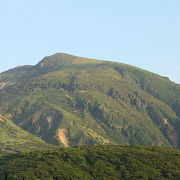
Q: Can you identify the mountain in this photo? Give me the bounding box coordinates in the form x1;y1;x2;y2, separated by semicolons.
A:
0;113;54;154
0;53;180;148
1;145;180;179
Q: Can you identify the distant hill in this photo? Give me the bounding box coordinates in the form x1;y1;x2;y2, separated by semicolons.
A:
0;53;180;148
0;145;180;179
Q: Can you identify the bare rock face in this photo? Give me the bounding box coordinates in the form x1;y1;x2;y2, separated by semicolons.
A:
56;128;69;147
0;82;15;89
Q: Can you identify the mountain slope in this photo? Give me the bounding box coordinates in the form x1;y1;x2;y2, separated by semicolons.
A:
0;53;179;148
1;145;180;179
0;113;54;154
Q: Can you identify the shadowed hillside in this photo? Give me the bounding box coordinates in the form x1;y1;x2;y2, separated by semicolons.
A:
0;113;55;154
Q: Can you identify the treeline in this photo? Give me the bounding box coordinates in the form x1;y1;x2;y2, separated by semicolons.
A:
1;145;180;179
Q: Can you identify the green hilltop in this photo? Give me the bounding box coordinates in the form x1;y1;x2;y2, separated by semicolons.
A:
0;53;180;148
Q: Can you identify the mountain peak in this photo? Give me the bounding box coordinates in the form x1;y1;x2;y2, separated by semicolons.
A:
36;53;104;71
0;53;180;149
37;53;76;68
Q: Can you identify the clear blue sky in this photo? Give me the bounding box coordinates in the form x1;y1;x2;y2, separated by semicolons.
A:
0;0;180;83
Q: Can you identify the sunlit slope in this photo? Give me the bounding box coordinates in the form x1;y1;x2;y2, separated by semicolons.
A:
0;53;179;147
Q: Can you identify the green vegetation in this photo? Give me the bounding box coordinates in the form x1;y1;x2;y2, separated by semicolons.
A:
0;114;54;154
0;53;180;148
0;145;180;179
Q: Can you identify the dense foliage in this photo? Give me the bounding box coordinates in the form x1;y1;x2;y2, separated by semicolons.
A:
0;145;180;179
0;53;180;148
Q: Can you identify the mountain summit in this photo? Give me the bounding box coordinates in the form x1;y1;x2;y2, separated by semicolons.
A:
0;53;180;148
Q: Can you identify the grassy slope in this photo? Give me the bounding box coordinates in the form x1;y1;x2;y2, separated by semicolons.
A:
0;145;180;179
0;114;55;154
0;53;179;148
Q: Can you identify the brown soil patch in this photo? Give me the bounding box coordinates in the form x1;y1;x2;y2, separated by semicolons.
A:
0;82;16;89
0;118;4;122
57;128;69;147
0;82;9;89
79;90;87;93
46;116;53;129
164;118;168;124
70;120;75;126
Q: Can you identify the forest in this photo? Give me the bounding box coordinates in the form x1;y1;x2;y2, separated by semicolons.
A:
1;145;180;179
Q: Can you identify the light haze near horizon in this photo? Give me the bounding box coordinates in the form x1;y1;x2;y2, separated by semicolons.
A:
0;0;180;84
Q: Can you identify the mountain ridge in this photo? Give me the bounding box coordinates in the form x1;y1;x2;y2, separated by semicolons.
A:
0;53;179;86
0;53;179;148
